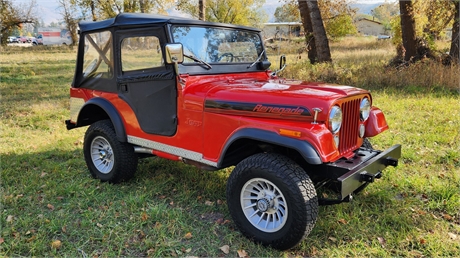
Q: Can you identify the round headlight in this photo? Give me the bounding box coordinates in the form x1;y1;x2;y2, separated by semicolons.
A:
360;97;371;121
328;105;342;134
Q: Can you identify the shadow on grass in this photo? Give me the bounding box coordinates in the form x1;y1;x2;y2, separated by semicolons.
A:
2;148;457;256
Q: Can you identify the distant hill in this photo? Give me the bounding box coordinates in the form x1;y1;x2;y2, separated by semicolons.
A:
350;3;383;15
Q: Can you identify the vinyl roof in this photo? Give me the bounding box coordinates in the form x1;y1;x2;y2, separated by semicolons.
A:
79;13;261;33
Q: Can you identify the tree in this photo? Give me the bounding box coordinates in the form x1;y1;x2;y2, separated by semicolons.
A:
58;0;80;46
422;0;456;40
177;0;267;27
274;4;300;23
399;0;417;61
450;0;459;63
306;0;331;62
72;0;175;20
0;0;37;45
298;0;317;63
371;1;399;31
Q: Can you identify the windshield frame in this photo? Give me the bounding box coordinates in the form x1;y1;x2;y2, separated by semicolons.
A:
169;24;268;75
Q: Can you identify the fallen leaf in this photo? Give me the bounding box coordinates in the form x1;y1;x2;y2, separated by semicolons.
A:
237;249;248;257
217;199;223;205
377;237;386;248
328;237;337;242
216;218;224;225
338;218;348;224
158;195;166;199
25;230;31;235
448;232;458;240
96;223;103;228
310;246;318;256
62;226;67;233
169;201;174;206
47;204;55;211
51;240;62;249
419;238;427;244
0;238;4;244
6;215;14;223
220;245;230;254
40;172;47;178
184;232;192;239
443;214;453;221
27;235;36;242
141;212;149;221
205;200;214;206
147;248;155;255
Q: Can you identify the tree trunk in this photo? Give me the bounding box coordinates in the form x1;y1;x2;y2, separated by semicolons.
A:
399;0;417;61
298;0;317;64
450;0;459;63
199;0;205;21
305;0;332;63
91;0;97;21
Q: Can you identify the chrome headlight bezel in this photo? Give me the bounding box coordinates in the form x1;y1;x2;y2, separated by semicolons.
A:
328;105;342;134
360;97;371;121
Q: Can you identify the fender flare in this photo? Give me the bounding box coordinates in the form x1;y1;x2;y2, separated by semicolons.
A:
78;98;127;142
218;128;322;166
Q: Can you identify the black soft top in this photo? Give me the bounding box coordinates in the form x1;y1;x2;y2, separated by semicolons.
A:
79;13;261;33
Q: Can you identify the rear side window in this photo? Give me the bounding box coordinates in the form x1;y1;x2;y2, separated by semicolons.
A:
121;36;163;72
82;31;113;79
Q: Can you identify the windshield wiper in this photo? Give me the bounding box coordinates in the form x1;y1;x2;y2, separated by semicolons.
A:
184;54;212;69
247;50;265;69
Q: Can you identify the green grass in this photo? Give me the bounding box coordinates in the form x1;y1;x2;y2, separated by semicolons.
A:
1;40;460;257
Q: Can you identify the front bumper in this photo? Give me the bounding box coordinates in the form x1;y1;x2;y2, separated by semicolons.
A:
326;144;402;200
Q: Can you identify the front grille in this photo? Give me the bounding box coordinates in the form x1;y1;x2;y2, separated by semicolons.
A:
339;99;360;154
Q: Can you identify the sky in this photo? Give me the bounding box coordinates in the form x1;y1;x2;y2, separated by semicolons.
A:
17;0;388;25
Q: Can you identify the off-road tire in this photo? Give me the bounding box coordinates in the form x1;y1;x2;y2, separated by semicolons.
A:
226;153;318;250
83;120;138;183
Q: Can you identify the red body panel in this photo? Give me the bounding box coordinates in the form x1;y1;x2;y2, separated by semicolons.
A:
71;71;387;164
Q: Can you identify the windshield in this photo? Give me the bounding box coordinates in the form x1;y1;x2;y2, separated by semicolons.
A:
171;26;263;64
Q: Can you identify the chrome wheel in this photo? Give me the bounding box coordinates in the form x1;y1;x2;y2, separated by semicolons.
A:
240;178;288;233
90;136;114;174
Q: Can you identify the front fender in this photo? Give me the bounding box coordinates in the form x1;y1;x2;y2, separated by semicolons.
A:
77;98;127;142
364;107;389;138
218;128;322;167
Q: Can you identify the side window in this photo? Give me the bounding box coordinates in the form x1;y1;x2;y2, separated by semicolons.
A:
121;36;163;72
83;30;113;79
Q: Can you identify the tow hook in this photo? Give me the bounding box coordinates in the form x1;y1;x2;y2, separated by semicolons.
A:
360;170;382;183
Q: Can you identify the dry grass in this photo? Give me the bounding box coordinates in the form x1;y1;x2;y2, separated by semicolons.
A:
268;36;459;91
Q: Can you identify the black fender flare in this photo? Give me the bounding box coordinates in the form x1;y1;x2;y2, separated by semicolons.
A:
78;98;127;142
218;128;322;166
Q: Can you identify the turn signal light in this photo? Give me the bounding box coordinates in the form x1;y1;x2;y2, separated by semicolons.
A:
279;129;302;138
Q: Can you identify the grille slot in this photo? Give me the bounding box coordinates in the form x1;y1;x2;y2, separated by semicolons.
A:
339;99;360;154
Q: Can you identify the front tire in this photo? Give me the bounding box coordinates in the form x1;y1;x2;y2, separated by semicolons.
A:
83;120;138;183
226;153;318;250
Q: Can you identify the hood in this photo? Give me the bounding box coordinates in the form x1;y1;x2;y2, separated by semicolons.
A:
198;77;369;121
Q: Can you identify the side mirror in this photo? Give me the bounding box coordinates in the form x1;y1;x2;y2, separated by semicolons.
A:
271;55;287;77
165;43;184;64
279;55;286;70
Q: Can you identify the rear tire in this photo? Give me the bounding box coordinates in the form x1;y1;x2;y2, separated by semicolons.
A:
226;153;318;250
83;120;137;183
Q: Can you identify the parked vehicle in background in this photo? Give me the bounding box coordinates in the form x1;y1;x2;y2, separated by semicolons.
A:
17;36;28;43
37;27;72;45
7;36;17;43
28;37;38;45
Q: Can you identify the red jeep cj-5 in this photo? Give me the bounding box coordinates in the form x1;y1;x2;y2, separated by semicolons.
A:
66;13;401;250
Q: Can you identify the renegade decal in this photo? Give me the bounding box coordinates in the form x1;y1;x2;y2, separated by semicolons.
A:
253;104;304;115
205;100;311;116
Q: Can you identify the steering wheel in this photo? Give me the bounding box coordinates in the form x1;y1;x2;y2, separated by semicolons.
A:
218;53;234;62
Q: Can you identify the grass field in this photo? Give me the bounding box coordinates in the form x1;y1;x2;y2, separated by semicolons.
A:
1;38;459;257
